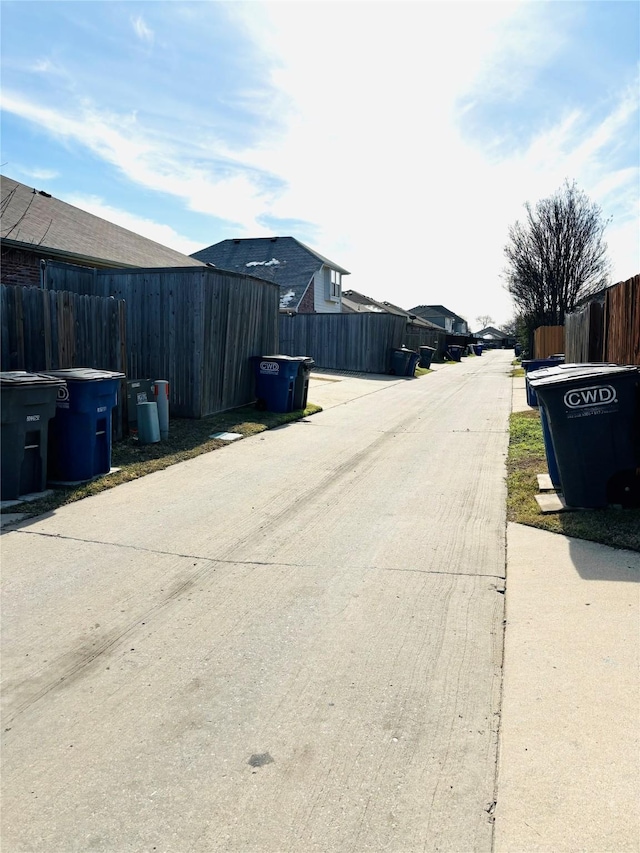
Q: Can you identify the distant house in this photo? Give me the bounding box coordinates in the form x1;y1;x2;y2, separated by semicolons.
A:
1;175;205;288
342;290;441;329
191;236;350;314
474;325;516;348
409;304;470;335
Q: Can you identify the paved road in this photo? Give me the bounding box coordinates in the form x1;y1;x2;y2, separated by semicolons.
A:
2;350;513;852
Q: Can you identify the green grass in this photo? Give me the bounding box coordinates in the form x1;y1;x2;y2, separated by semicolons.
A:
6;403;322;520
507;409;640;551
512;367;525;378
414;367;433;377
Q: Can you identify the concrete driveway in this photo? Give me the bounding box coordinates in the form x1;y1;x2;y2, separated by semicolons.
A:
2;350;513;852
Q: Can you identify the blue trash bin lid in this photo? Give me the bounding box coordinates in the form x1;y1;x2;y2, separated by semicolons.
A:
1;371;66;387
40;368;125;382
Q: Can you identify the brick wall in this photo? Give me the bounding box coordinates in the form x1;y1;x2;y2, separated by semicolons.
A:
1;247;43;287
297;279;315;313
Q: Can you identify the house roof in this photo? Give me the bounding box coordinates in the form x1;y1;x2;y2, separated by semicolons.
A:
474;325;510;338
409;304;467;325
1;175;204;269
380;299;442;329
191;236;350;311
342;290;441;329
341;290;389;314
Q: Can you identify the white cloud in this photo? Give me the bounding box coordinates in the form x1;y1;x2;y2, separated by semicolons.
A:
64;194;203;256
1;90;274;234
16;166;59;182
3;1;638;325
131;15;154;44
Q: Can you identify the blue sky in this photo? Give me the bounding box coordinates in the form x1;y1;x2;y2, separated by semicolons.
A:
2;1;638;327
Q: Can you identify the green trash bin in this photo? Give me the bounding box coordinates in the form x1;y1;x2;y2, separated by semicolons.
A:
1;371;66;499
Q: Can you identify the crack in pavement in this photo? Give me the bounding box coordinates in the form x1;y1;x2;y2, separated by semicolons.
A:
12;530;505;579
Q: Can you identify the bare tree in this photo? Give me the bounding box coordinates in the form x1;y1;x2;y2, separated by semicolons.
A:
475;314;494;329
503;180;610;329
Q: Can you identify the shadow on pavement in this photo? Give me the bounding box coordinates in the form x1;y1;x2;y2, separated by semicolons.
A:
568;535;640;582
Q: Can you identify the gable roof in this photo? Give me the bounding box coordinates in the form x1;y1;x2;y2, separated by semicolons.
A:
191;236;349;311
342;290;442;329
341;289;388;314
475;325;510;339
409;304;467;324
1;175;204;269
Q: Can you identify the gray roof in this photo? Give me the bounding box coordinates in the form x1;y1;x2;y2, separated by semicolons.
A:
475;325;510;338
409;304;467;324
380;299;442;329
191;237;349;311
341;290;389;315
1;175;204;269
342;290;441;329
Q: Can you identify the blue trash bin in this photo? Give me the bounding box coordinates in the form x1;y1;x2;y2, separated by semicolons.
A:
529;364;640;508
43;368;125;483
390;348;413;375
522;355;565;406
252;355;300;413
474;344;483;356
447;345;463;362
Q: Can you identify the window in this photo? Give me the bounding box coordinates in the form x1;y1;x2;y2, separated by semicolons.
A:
330;269;341;299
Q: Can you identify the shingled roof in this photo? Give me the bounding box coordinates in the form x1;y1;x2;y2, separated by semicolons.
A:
1;175;204;269
191;236;349;311
409;304;467;324
342;290;441;329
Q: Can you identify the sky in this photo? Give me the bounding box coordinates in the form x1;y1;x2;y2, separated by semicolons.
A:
1;0;638;329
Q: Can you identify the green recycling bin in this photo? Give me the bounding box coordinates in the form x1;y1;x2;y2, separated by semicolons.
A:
1;371;66;499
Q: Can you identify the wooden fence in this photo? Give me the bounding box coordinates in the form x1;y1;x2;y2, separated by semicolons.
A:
533;325;565;359
564;275;639;366
603;275;639;365
44;261;279;417
1;282;128;435
565;299;605;363
279;313;407;373
403;324;448;361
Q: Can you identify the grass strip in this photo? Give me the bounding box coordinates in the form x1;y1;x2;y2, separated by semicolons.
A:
6;403;322;519
506;409;640;551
